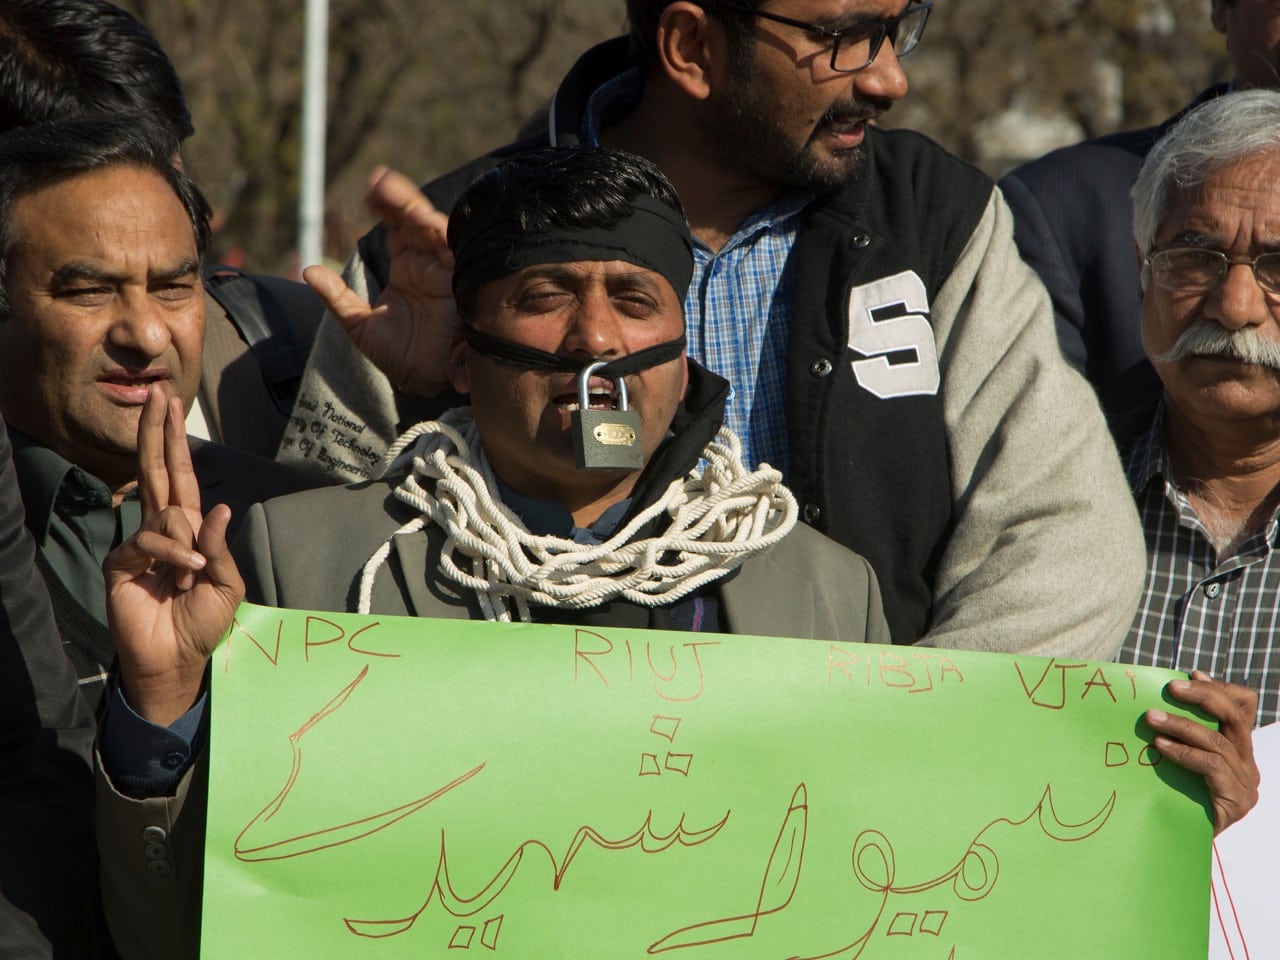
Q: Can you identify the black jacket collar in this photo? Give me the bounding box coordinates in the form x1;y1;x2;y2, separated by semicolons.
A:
620;360;731;526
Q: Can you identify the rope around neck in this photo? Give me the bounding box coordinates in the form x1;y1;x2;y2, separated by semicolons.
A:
357;409;798;621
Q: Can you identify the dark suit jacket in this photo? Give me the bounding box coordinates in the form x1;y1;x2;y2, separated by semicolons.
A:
0;421;97;957
188;438;323;540
197;272;325;460
998;85;1227;420
15;435;323;716
97;478;890;959
3;433;318;956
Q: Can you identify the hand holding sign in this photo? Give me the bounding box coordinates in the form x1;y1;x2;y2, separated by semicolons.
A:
1147;671;1260;834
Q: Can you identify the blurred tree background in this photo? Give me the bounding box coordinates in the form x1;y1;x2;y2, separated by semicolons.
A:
889;0;1229;170
115;0;1228;275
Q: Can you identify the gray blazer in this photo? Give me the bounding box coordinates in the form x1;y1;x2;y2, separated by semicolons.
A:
97;479;890;959
235;479;891;642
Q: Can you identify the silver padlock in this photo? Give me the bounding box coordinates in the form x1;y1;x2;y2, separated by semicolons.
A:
571;361;643;471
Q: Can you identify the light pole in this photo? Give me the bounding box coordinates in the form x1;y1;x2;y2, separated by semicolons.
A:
299;0;329;271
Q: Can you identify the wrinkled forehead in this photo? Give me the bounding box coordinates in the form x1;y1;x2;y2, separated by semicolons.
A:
6;165;198;268
1159;151;1280;246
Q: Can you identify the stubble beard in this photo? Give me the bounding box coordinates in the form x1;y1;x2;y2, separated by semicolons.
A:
703;56;886;196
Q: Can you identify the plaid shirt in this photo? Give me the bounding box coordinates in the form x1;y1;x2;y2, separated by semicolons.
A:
685;201;807;472
1123;406;1280;725
581;74;808;472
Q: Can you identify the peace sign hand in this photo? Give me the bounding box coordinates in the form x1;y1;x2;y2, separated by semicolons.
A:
104;389;244;727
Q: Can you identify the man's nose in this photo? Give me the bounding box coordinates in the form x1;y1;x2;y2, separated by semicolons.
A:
562;291;624;358
106;293;173;357
1206;261;1272;331
855;38;908;102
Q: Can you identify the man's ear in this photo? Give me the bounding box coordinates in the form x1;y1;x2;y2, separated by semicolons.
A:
1211;0;1229;35
679;355;690;401
448;338;472;395
655;2;721;101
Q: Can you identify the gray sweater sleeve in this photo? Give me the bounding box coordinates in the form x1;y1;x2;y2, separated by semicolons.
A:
922;188;1145;660
274;249;402;483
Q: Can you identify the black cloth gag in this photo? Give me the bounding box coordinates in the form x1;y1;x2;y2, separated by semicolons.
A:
460;324;686;382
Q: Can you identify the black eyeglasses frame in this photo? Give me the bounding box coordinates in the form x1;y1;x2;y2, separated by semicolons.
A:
706;1;934;74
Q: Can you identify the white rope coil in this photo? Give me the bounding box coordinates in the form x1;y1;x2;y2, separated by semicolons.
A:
358;408;798;621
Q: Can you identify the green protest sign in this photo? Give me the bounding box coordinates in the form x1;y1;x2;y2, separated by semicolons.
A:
203;603;1211;958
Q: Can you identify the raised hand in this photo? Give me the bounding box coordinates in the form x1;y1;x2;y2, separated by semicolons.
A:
1145;671;1260;834
303;166;458;396
104;389;244;727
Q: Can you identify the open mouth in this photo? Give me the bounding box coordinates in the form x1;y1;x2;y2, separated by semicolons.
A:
822;116;869;147
553;378;620;413
826;115;867;132
817;98;885;150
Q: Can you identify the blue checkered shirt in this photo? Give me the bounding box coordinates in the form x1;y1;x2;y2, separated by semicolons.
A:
685;202;807;472
1123;406;1280;726
580;72;809;472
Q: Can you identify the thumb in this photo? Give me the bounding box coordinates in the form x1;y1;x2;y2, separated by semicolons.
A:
196;503;245;603
302;264;377;337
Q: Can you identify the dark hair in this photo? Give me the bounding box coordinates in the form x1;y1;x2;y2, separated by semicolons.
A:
448;145;686;320
626;0;760;72
0;115;211;318
0;0;193;140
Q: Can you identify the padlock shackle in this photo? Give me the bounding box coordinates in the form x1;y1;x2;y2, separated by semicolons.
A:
577;361;630;412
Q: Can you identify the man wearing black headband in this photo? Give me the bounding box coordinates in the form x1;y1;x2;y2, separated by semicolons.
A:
93;147;895;956
284;1;1147;666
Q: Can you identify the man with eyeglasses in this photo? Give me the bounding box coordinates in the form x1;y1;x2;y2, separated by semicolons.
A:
1002;0;1280;421
285;1;1146;661
1121;89;1280;726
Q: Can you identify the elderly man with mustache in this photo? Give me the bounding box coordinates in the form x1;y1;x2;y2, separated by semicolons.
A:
1119;89;1280;733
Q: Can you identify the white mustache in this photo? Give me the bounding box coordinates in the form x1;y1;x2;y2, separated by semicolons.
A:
1156;320;1280;370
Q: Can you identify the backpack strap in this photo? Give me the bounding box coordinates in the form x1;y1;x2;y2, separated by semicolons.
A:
202;265;320;417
